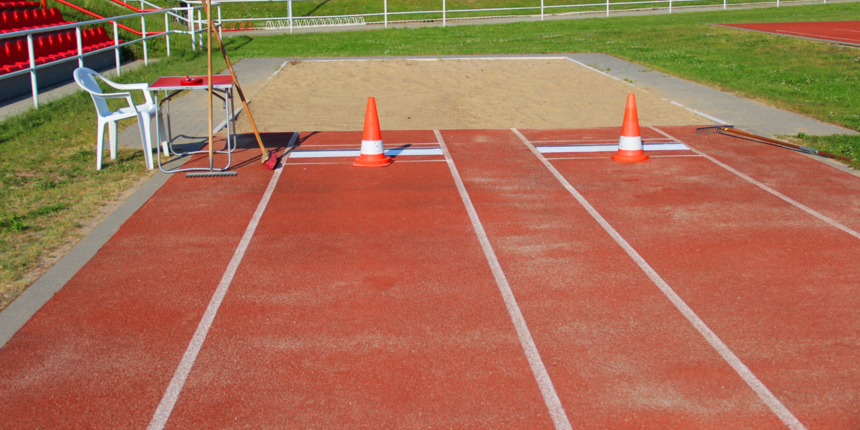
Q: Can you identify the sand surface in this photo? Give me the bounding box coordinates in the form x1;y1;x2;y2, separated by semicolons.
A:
237;58;707;133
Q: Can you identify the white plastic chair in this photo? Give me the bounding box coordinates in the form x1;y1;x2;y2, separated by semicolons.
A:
74;67;167;170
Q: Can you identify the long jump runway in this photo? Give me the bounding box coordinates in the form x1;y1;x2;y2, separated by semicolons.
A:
1;126;860;429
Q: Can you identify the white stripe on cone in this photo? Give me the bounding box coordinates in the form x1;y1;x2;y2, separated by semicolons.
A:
619;135;643;151
360;139;384;155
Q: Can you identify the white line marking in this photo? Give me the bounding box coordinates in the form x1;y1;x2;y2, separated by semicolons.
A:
564;57;628;84
545;154;703;160
512;127;807;430
650;126;860;241
671;100;685;107
285;159;447;165
289;147;444;158
530;138;670;143
147;159;287;430
434;130;573;430
774;29;860;42
684;107;726;124
537;143;688;153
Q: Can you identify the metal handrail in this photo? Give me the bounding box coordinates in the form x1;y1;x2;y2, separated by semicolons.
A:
0;6;206;108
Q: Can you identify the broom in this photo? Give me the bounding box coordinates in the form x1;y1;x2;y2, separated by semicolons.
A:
696;125;853;163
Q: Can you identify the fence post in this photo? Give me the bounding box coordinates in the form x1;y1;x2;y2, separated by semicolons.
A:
142;14;148;65
384;0;387;28
669;0;672;13
75;26;84;68
541;0;544;20
113;21;121;74
606;0;609;17
443;0;446;27
217;4;222;40
27;34;38;108
723;0;726;10
165;11;170;56
289;0;293;33
188;7;195;50
198;9;203;50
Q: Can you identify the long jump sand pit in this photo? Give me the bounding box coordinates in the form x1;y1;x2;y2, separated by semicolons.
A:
237;58;707;133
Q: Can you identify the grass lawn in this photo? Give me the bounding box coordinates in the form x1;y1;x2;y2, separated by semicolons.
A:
1;1;858;310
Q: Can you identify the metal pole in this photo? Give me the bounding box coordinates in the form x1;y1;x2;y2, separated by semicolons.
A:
198;10;203;49
669;0;672;13
165;12;170;56
723;0;726;10
75;26;84;68
27;34;38;108
142;14;148;65
541;0;544;21
113;21;120;74
188;7;195;50
384;0;387;28
218;4;222;40
289;0;293;33
443;0;446;27
606;0;609;17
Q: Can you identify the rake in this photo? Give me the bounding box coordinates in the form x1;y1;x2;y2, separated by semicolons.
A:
696;125;853;163
188;0;277;178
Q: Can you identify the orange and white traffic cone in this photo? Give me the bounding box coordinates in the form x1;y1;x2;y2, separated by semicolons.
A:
353;97;393;167
611;94;650;163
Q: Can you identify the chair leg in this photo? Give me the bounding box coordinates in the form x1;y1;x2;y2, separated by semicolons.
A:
96;120;106;170
108;121;118;160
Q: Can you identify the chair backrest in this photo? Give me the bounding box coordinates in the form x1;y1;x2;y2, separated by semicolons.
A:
74;67;112;117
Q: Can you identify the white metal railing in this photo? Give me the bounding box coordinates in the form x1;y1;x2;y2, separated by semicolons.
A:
214;0;830;32
263;16;365;31
0;4;220;108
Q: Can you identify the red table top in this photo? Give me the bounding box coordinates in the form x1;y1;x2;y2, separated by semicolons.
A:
150;75;234;91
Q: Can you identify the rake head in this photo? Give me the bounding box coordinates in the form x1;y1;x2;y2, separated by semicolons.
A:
695;125;735;135
186;171;238;178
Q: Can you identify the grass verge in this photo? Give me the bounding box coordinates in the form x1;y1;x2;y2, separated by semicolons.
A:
0;47;224;311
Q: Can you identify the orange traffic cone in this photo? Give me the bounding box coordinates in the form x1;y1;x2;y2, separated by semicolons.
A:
611;94;650;163
353;97;393;167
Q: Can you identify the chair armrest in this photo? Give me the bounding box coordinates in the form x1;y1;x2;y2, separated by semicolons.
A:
94;91;133;100
97;72;154;104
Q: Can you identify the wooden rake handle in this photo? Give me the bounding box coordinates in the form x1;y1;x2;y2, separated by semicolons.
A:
722;127;853;163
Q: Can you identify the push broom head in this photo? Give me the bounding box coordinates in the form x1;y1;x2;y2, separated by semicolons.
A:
262;150;278;170
695;125;735;135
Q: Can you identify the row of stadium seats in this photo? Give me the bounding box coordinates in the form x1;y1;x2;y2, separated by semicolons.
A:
0;27;119;74
0;0;41;11
1;7;70;33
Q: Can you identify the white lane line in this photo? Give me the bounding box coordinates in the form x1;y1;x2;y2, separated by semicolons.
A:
285;159;446;165
537;143;688;153
649;126;860;241
512;128;807;430
545;154;703;160
147;142;293;430
434;130;573;430
289;147;444;158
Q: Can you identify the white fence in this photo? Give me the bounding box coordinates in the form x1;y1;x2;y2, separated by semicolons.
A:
0;4;215;108
212;0;830;32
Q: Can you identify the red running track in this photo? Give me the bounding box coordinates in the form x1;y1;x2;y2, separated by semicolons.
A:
1;126;859;428
719;21;860;45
